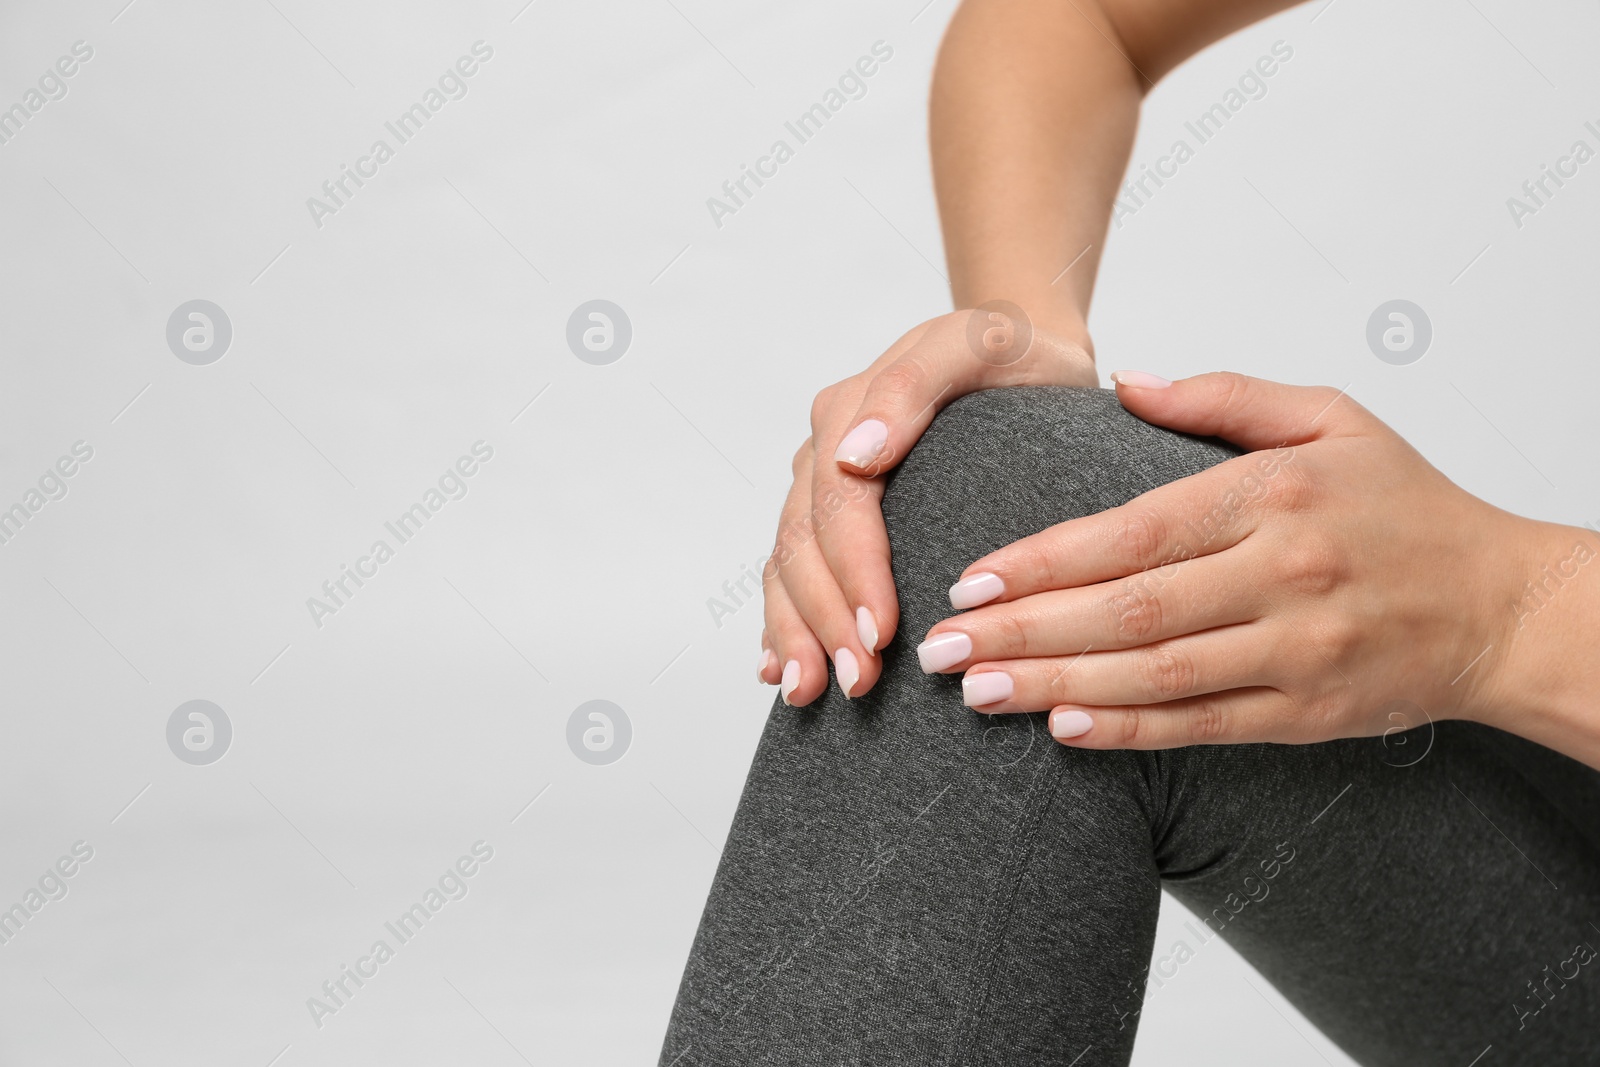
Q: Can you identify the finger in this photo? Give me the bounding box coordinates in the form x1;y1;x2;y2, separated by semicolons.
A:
922;553;1262;671
774;450;881;700
757;634;779;685
959;625;1270;711
811;458;898;666
764;449;831;706
808;380;900;680
777;533;882;700
1047;687;1297;749
833;309;1090;476
805;322;934;471
948;451;1298;607
761;553;828;707
1109;370;1372;448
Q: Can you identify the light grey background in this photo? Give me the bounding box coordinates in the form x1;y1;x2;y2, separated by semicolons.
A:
0;0;1594;1064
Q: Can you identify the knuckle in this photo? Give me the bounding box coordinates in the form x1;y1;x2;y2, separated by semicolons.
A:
990;611;1033;659
791;438;815;475
1009;538;1063;590
809;384;843;429
1259;461;1316;512
1303;384;1369;432
1205;372;1250;416
808;394;827;429
1139;643;1195;699
1113;508;1169;571
1187;700;1228;744
1307;384;1343;413
1285;690;1336;741
873;354;932;404
1116;707;1146;748
1275;534;1341;596
1109;583;1163;642
1326;616;1361;661
1298;689;1333;723
1308;615;1360;669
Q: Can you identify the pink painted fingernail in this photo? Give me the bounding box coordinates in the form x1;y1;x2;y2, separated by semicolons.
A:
856;606;878;654
1110;370;1172;389
916;632;972;673
1051;709;1094;739
949;572;1004;609
780;660;801;705
834;647;861;698
834;419;888;467
962;671;1013;707
758;648;777;682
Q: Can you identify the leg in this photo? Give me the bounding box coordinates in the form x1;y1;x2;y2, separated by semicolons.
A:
1148;724;1600;1065
659;387;1600;1066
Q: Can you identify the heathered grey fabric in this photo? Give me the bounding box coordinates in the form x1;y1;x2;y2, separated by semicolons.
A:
659;387;1600;1067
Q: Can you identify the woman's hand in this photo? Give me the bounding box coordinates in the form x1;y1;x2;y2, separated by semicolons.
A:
758;306;1097;706
917;371;1543;749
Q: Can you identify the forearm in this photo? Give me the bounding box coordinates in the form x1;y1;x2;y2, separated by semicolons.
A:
931;0;1137;347
930;0;1301;348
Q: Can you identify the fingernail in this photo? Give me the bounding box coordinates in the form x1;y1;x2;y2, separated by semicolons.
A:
962;671;1013;707
1110;370;1172;390
1051;709;1094;739
916;632;972;673
834;647;860;698
834;419;888;467
949;572;1004;609
780;660;801;705
855;606;878;653
758;648;776;681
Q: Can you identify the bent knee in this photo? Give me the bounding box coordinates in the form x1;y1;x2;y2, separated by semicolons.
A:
880;387;1238;621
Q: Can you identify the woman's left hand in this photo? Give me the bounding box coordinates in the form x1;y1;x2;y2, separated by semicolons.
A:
916;371;1539;749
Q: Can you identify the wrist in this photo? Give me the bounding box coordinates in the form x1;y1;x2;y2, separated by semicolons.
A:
1472;517;1600;767
1037;315;1096;363
1029;306;1094;357
952;296;1094;364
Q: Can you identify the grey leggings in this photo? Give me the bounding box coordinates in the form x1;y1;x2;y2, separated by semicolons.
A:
659;387;1600;1066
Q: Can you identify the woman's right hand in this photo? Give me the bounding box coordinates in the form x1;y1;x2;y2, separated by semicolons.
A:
757;306;1098;706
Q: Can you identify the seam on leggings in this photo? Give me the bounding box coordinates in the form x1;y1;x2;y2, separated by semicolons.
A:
943;746;1072;1067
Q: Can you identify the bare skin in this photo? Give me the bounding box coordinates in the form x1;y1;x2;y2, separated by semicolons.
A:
757;0;1600;771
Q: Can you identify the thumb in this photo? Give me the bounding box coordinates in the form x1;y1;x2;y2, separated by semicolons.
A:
1109;370;1364;450
834;307;1064;476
